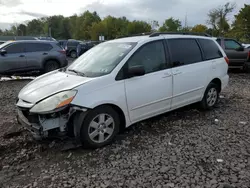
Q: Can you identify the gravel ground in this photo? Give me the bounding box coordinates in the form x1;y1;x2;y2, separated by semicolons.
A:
0;73;250;188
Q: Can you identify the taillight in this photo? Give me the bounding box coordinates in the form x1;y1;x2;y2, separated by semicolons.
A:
248;51;250;60
58;50;66;55
224;57;229;65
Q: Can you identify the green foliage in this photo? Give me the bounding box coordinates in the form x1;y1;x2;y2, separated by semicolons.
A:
229;4;250;42
1;4;249;42
159;17;182;32
191;24;208;33
207;2;235;36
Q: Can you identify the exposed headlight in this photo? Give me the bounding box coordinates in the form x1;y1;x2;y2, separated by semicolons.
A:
30;90;77;113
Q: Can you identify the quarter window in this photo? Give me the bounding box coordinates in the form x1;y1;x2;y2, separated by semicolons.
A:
127;40;167;74
198;39;223;60
168;39;202;65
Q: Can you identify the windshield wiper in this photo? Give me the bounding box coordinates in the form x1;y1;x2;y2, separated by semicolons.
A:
67;69;85;76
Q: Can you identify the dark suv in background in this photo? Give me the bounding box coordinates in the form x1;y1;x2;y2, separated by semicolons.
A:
76;41;101;57
216;37;250;71
0;40;68;75
65;39;82;58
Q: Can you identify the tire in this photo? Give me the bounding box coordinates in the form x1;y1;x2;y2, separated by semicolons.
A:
243;63;250;73
44;60;59;73
200;83;219;110
70;51;77;58
80;106;120;148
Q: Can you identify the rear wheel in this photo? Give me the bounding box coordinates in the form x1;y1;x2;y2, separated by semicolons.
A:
200;83;219;110
44;60;59;73
70;51;77;58
80;106;120;148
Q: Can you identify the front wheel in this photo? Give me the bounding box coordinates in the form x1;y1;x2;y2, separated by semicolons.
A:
200;83;219;110
80;106;120;148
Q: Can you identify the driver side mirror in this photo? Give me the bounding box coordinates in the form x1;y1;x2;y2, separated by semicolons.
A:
0;49;7;55
128;65;145;78
236;46;245;51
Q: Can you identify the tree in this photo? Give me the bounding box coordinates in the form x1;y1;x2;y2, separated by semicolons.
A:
17;24;27;36
191;24;208;33
159;17;182;32
231;4;250;42
75;11;101;40
26;19;44;36
207;2;235;36
127;20;151;35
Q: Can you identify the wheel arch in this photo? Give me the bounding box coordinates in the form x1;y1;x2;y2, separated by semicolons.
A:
210;78;222;92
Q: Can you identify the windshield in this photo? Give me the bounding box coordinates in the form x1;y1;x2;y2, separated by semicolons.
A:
67;42;137;77
0;41;12;49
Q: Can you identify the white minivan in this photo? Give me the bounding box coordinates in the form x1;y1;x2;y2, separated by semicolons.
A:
16;33;229;148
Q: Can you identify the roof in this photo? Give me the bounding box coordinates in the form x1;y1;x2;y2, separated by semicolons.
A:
108;34;215;43
11;40;58;44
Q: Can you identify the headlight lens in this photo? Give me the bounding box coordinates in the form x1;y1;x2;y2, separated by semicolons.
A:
30;90;77;113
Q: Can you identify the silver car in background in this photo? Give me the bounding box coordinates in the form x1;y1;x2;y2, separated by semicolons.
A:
0;40;68;75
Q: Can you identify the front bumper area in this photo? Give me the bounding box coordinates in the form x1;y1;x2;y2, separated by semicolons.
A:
16;106;75;140
17;108;42;140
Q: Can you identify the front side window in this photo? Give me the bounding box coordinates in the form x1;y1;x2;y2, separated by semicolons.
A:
4;43;25;54
198;39;223;60
224;40;241;50
168;39;202;65
127;40;167;74
67;42;137;77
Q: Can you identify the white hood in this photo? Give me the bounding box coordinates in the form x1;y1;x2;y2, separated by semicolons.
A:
18;70;94;104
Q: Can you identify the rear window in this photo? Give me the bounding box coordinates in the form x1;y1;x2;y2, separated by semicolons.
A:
168;38;202;65
198;39;223;60
26;43;53;52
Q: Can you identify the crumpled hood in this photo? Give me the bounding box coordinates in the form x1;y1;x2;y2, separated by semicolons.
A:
18;70;94;104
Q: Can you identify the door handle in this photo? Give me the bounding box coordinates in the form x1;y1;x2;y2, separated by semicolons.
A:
43;53;48;55
19;55;25;57
173;70;182;75
162;72;172;78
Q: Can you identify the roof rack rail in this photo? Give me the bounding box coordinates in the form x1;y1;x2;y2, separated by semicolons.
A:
149;32;211;37
117;32;153;39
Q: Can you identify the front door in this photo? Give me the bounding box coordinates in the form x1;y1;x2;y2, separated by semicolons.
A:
0;43;27;74
224;39;248;64
124;40;172;123
167;38;210;109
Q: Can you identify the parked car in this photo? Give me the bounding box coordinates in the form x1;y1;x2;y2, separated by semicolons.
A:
243;43;250;49
16;33;229;148
58;40;67;49
215;38;250;70
0;36;39;41
0;40;68;75
77;41;101;57
65;39;82;58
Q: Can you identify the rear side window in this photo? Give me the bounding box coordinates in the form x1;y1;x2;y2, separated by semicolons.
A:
168;39;202;65
26;43;53;52
4;43;25;54
198;39;223;60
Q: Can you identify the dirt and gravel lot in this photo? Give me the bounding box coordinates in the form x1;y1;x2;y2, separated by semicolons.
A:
0;73;250;188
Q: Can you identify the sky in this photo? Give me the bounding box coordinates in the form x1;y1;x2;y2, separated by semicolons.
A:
0;0;248;30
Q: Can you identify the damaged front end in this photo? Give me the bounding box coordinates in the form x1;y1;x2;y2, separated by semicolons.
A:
16;92;87;142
